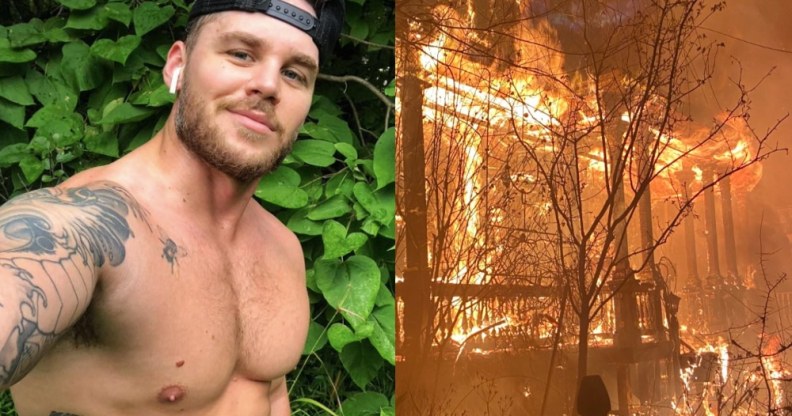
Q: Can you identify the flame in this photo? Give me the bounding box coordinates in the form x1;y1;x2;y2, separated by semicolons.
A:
412;0;766;370
761;334;789;409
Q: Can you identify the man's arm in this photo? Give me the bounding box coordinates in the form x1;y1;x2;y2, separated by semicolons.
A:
0;183;147;389
269;376;291;416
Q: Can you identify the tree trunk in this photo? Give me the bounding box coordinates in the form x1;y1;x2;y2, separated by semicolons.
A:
396;4;432;412
575;311;590;414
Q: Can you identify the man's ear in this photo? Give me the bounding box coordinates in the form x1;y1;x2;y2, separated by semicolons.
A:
164;41;187;94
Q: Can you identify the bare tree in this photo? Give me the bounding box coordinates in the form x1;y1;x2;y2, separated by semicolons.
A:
397;0;785;414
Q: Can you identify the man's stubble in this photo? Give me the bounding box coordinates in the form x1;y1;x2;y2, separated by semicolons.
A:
174;72;295;183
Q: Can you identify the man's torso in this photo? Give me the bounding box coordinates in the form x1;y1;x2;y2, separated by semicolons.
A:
8;174;309;415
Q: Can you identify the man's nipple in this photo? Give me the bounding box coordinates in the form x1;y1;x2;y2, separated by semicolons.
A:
158;384;187;403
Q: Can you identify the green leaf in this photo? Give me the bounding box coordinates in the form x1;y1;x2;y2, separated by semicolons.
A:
302;321;328;355
100;102;154;124
335;142;358;161
0;76;34;106
383;79;395;97
322;220;368;259
0;38;36;63
353;183;394;224
339;342;384;389
26;106;74;129
133;3;175;36
348;13;370;41
57;0;97;10
286;208;324;236
301;122;339;142
0;97;25;129
373;127;395;189
327;323;367;352
25;71;77;111
309;96;343;118
380;407;395;416
255;166;309;209
66;6;111;30
318;114;355;145
307;194;351;220
315;255;380;327
61;41;106;92
19;155;44;183
340;392;389;416
41;16;72;43
7;22;46;48
131;83;173;107
83;130;119;157
102;2;133;26
0;143;29;166
368;302;395;364
326;170;355;198
292;139;337;167
361;218;380;236
91;35;141;64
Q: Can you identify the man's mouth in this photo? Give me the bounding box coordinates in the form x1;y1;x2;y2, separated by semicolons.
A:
229;109;277;135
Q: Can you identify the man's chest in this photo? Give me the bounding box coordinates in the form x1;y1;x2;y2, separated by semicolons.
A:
86;230;309;387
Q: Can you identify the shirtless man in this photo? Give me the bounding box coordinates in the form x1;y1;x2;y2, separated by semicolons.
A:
0;0;344;414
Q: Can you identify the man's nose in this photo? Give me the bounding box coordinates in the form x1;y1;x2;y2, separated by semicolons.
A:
245;62;281;103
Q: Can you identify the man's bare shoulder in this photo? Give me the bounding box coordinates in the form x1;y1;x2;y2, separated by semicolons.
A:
245;201;304;267
1;179;150;264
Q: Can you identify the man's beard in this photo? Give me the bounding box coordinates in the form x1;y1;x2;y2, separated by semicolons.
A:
174;74;294;183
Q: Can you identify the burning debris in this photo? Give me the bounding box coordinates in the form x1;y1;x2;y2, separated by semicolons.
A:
397;0;789;415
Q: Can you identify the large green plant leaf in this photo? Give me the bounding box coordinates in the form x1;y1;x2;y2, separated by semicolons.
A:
61;41;106;92
7;21;47;48
0;98;25;130
102;2;133;26
133;3;175;36
327;322;369;352
99;102;154;124
339;391;390;416
0;76;34;106
0;38;36;63
91;35;141;64
339;342;383;389
292;139;337;167
315;255;380;328
308;194;351;220
302;321;329;355
255;166;309;209
66;6;111;30
373;128;394;189
57;0;98;10
321;220;368;259
369;285;396;365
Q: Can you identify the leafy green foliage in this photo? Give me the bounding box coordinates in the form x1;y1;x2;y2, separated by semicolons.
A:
0;0;394;414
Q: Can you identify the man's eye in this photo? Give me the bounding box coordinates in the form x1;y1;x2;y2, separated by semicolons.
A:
229;51;252;61
282;69;306;83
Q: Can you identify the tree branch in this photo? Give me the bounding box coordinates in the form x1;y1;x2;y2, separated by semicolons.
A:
318;73;394;110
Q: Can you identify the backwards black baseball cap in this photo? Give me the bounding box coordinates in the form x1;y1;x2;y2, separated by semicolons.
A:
188;0;345;62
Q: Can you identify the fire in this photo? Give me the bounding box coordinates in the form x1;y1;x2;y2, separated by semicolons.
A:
411;0;769;399
761;334;790;409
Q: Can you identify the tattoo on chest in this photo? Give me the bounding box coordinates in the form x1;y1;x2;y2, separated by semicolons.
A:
160;235;187;273
0;183;151;386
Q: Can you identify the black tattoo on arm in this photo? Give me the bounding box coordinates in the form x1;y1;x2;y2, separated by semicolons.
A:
0;183;148;388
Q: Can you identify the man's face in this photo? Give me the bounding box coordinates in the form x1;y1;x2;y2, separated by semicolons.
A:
174;4;319;183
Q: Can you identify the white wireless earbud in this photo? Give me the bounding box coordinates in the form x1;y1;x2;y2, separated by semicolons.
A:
169;67;182;94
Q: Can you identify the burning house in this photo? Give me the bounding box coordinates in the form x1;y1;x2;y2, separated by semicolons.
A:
397;0;788;415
